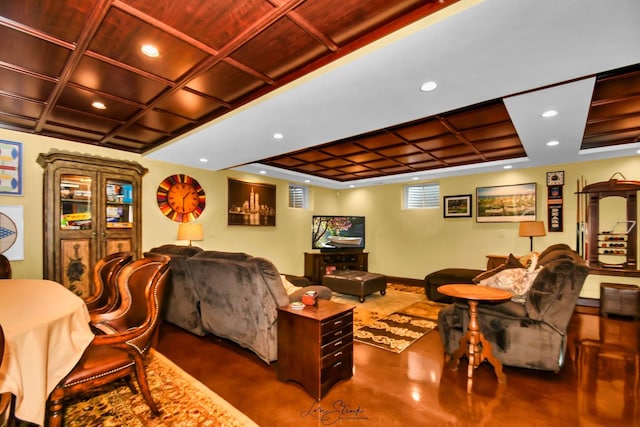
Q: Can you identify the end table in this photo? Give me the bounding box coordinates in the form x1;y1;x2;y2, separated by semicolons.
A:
438;284;512;393
277;299;354;400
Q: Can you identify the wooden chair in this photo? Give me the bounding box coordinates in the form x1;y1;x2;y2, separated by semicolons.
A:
0;255;11;279
46;254;171;427
85;252;133;314
1;324;15;427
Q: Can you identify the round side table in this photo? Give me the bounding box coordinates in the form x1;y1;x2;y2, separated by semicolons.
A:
438;284;512;393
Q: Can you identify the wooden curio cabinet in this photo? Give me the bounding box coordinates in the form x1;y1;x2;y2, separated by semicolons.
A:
37;151;148;298
579;176;640;274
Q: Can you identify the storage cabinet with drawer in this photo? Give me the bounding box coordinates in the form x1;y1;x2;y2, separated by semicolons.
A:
277;299;354;400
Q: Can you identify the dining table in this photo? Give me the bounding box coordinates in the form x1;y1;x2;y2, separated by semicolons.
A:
0;279;94;426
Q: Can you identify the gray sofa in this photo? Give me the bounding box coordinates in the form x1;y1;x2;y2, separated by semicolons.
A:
438;244;589;372
145;245;330;363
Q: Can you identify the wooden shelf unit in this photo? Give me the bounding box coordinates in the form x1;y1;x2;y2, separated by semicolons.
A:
304;252;368;284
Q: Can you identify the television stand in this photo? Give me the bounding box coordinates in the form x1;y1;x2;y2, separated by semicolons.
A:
304;251;368;284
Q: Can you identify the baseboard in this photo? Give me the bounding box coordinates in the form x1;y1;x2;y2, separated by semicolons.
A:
577;297;600;308
384;276;423;287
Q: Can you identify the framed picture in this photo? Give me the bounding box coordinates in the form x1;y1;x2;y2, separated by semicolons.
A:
476;183;537;223
0;205;24;260
443;194;472;218
227;178;276;226
0;140;23;196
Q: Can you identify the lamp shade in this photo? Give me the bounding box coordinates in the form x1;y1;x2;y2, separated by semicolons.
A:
178;222;203;245
518;221;546;237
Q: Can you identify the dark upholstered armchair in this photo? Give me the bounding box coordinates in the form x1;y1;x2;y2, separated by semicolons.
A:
438;244;589;372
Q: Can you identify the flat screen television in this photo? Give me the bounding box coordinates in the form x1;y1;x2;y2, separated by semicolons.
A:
312;215;365;252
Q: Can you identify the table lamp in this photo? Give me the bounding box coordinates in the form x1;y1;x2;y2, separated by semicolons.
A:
519;221;546;251
177;223;203;247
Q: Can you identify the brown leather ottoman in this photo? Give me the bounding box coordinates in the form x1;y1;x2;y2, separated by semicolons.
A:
322;270;386;302
600;282;640;319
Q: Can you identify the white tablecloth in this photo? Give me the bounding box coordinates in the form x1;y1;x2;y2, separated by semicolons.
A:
0;279;94;426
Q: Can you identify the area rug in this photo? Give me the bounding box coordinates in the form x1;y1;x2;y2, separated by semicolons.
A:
354;311;438;353
62;349;258;427
330;286;427;330
331;284;444;353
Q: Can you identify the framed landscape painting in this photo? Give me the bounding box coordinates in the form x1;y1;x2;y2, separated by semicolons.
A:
443;194;472;218
476;183;537;223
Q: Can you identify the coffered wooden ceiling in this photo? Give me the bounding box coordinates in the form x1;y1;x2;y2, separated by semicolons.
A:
1;0;639;183
0;0;456;152
261;65;640;181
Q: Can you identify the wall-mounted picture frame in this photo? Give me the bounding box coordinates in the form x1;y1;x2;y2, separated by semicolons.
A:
0;140;23;196
0;205;24;260
443;194;472;218
476;183;537;223
228;178;276;226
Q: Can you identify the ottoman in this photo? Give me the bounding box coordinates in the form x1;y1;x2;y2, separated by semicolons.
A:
322;270;386;302
600;282;640;319
423;268;484;303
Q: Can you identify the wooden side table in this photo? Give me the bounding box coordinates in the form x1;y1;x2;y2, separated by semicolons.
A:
277;299;354;400
438;284;512;393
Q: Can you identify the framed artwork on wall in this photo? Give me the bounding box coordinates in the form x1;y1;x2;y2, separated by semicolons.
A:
0;140;23;196
443;194;472;218
476;183;537;223
0;205;24;260
227;178;276;226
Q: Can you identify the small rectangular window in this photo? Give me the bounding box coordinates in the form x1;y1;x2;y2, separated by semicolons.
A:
288;184;308;209
404;182;440;209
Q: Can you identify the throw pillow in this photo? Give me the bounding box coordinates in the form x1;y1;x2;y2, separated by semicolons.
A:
280;274;302;296
478;267;541;303
472;253;524;283
518;251;540;272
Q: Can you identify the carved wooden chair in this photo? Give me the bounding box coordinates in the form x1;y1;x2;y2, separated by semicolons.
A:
46;254;171;427
85;252;133;314
0;254;11;279
1;324;15;427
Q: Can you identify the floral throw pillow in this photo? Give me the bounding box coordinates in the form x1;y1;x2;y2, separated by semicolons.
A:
478;267;541;304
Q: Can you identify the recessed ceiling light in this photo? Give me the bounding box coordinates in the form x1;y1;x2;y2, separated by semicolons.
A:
141;44;159;58
419;81;438;92
199;158;208;163
273;133;284;140
541;110;558;118
259;170;267;174
637;149;640;154
503;165;512;169
349;184;355;188
546;140;560;146
412;177;419;180
304;179;310;183
91;101;106;110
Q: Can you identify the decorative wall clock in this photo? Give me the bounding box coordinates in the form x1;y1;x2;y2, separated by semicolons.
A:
546;171;564;186
156;174;206;222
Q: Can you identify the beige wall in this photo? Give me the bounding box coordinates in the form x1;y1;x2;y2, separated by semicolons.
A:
2;128;639;298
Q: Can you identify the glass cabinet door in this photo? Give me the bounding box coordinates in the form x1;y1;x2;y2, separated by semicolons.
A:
105;179;134;229
60;175;93;230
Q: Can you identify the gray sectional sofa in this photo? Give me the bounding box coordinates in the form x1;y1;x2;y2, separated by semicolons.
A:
438;244;589;372
145;245;330;363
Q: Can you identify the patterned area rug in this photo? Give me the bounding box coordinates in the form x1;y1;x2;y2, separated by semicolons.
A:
332;284;443;353
62;349;258;426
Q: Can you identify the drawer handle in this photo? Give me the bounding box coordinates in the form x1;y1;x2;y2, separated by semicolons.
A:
334;340;343;347
334;320;343;326
333;361;342;368
334;351;343;357
334;330;343;337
